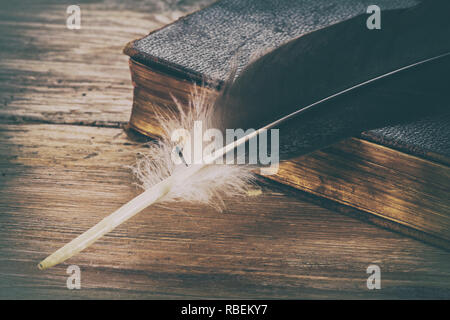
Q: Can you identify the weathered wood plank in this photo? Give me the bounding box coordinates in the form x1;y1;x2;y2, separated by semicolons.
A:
0;124;449;299
0;0;206;126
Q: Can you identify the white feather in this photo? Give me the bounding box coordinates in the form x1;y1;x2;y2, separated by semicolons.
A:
38;86;255;270
132;86;255;210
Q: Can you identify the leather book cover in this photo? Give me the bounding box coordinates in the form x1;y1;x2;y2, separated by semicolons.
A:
124;0;449;164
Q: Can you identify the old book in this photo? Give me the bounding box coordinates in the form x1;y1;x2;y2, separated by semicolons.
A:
123;0;450;249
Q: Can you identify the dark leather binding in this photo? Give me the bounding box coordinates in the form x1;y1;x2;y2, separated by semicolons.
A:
363;115;450;165
124;0;449;163
125;0;418;83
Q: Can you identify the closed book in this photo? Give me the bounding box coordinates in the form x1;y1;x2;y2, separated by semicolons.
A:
123;0;450;249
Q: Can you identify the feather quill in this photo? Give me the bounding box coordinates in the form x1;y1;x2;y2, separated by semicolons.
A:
38;88;256;270
38;0;450;269
38;51;449;270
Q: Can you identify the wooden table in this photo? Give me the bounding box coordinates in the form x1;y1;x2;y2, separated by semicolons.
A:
1;0;449;299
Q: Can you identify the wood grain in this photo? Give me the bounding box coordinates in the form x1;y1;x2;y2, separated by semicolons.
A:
0;0;187;126
1;124;450;299
0;0;449;299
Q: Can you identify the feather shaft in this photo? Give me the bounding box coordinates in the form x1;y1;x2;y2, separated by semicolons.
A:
38;51;449;270
38;177;174;270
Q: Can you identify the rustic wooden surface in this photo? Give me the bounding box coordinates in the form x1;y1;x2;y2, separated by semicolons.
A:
0;0;449;299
